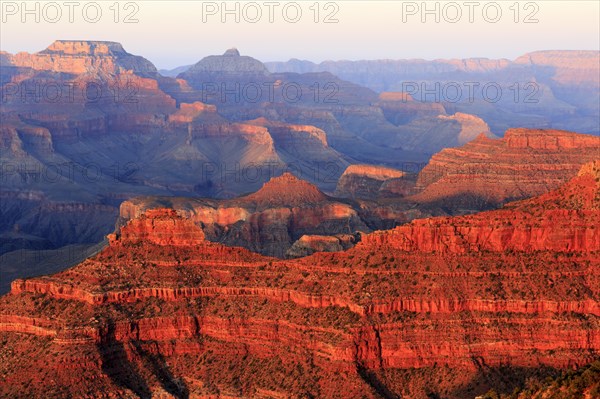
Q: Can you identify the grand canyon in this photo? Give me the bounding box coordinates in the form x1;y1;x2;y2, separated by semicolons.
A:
0;35;599;399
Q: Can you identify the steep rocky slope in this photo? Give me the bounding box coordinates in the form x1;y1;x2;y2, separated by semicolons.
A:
368;161;600;254
1;162;598;398
412;128;600;211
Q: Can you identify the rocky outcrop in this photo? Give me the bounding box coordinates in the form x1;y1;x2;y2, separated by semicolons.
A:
1;40;175;115
108;208;205;247
247;117;329;147
368;161;600;253
116;173;431;258
167;101;218;123
285;234;358;258
437;112;496;145
118;174;381;258
241;172;328;206
335;165;406;199
376;92;446;125
412;128;600;210
1;169;599;398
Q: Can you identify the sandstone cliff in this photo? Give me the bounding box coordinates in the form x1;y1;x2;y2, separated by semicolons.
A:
335;164;408;199
412;128;600;210
1;166;598;398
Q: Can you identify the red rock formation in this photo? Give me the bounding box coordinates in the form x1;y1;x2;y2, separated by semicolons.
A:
367;161;600;253
167;101;218;123
1;166;599;398
412;128;600;208
108;208;205;247
241;172;328;206
335;164;407;199
118;174;377;258
2;40;177;114
285;234;358;258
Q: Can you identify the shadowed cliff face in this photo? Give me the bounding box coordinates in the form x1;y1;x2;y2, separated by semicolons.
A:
1;163;599;398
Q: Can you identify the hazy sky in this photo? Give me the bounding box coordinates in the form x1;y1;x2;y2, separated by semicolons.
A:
1;1;599;69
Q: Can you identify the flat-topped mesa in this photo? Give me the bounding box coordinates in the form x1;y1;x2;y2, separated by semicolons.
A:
8;40;158;76
241;173;328;206
342;165;405;181
335;164;407;199
108;208;205;247
505;128;600;149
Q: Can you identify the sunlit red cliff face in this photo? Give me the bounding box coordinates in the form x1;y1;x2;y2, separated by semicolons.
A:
412;128;600;211
1;162;599;399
